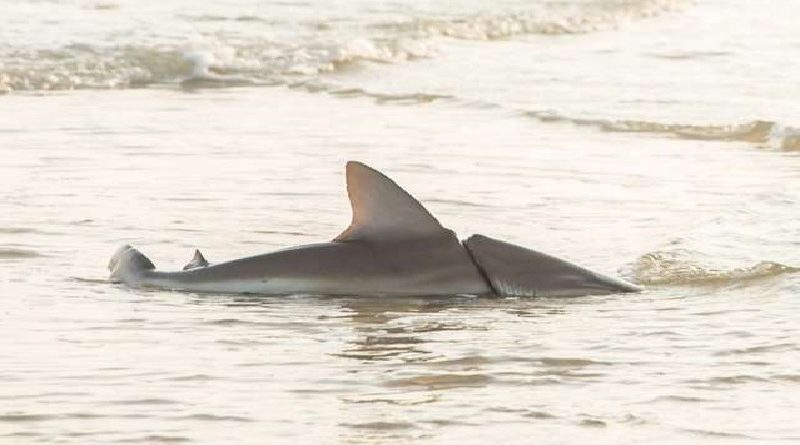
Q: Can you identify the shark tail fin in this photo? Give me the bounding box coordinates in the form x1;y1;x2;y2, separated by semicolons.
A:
183;249;209;270
108;245;155;284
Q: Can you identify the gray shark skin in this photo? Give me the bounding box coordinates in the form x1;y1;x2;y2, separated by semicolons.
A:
109;161;639;297
464;235;641;297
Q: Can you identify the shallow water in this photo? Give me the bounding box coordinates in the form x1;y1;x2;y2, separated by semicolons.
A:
1;0;799;443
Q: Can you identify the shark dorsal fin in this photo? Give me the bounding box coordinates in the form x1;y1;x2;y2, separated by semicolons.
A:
334;161;447;242
183;249;209;270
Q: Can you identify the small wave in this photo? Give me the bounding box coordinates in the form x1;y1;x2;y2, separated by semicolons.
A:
174;414;252;422
525;111;798;150
714;343;797;356
328;87;452;104
385;373;490;389
705;375;769;384
535;357;609;367
682;428;753;439
627;249;799;286
782;133;800;150
485;406;559;419
578;419;607;428
0;413;52;422
340;395;439;406
0;45;190;91
341;421;415;430
177;14;275;24
165;374;218;381
374;0;691;40
525;411;558;419
111;399;178;405
426;355;491;368
93;3;119;10
0;248;43;259
0;412;147;422
647;50;731;60
0;227;41;234
117;435;191;443
0;37;438;93
775;374;800;383
652;395;712;403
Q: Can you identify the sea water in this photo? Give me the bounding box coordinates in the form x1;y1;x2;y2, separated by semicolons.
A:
0;0;798;443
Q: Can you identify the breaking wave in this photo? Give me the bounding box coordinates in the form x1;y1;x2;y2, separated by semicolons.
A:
0;0;690;94
524;111;800;150
373;0;691;40
0;38;437;93
627;249;799;286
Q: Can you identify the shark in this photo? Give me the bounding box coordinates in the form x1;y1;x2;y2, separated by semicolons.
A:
109;161;639;297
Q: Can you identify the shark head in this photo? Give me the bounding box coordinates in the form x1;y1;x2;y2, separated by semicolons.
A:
463;234;640;297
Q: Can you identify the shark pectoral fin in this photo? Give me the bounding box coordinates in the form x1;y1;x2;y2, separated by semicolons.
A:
183;249;209;270
334;161;450;242
464;234;641;298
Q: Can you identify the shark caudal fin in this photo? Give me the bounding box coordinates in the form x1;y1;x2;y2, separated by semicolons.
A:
183;249;209;270
464;235;640;297
334;161;452;242
108;245;155;285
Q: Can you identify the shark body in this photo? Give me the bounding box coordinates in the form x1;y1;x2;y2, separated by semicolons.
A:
109;162;639;297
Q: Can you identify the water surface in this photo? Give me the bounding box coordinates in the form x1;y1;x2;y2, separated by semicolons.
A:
1;0;799;443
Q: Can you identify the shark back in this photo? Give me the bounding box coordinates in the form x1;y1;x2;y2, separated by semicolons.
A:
122;161;492;296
